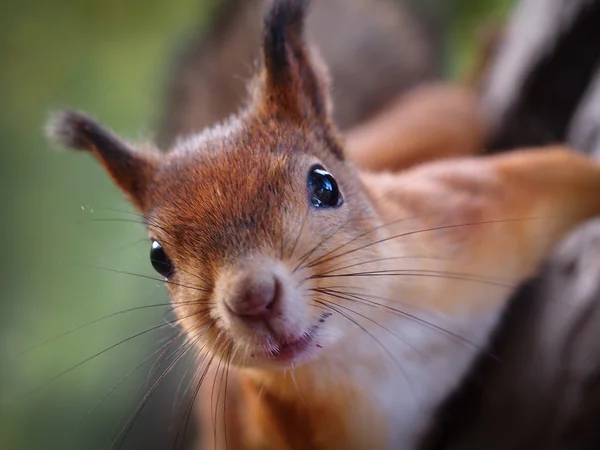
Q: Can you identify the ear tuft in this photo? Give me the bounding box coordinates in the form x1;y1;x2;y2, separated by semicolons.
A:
46;110;125;153
263;0;309;75
44;110;158;211
259;0;334;123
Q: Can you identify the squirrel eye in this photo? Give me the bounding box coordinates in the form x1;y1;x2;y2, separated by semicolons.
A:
150;240;174;278
307;165;343;208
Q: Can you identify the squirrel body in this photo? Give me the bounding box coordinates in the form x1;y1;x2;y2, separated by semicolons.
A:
193;145;600;449
46;1;600;448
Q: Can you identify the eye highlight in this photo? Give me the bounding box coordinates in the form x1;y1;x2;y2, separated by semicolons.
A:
150;240;174;278
307;164;343;208
308;164;343;208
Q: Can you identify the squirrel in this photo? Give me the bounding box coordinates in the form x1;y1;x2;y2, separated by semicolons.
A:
45;0;600;448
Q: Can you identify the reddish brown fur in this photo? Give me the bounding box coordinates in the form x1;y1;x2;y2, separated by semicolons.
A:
45;1;600;448
344;83;486;172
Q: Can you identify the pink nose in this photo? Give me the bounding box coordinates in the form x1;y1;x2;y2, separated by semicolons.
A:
225;274;278;318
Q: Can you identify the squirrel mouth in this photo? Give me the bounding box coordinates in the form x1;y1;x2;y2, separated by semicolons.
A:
268;325;320;362
257;311;332;364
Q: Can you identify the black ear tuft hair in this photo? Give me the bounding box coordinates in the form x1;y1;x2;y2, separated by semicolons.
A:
259;0;334;125
45;110;158;211
46;110;127;154
263;0;309;76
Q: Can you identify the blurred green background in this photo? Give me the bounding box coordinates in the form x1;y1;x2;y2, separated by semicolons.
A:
0;1;511;449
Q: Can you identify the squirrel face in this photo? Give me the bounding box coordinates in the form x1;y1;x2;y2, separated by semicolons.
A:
46;0;387;370
142;114;379;369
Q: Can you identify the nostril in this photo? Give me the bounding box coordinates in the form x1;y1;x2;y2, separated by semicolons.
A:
227;274;279;318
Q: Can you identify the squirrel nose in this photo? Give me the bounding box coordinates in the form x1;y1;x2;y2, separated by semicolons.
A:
225;273;279;318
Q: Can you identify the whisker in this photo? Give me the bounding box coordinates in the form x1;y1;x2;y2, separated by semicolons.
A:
319;255;451;276
223;346;233;450
75;331;186;429
71;263;212;293
213;344;231;450
211;340;229;450
291;188;411;273
171;336;205;420
15;301;205;357
297;213;425;273
175;342;217;450
93;207;151;221
133;328;206;409
289;362;306;406
313;298;414;392
287;205;310;261
279;208;286;261
25;310;208;397
165;263;213;289
306;216;546;270
317;286;499;360
97;208;177;240
292;214;376;274
111;326;209;450
94;207;143;217
50;217;145;232
95;238;149;264
85;218;146;226
309;269;515;289
313;289;425;359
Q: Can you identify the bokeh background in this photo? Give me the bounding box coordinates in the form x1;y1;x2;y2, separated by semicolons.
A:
0;1;511;449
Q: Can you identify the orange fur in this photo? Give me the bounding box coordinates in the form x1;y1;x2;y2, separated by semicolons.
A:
344;83;486;172
45;1;600;448
189;146;600;449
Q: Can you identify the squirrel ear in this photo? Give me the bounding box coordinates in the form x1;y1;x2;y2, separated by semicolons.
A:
45;110;158;211
260;0;331;122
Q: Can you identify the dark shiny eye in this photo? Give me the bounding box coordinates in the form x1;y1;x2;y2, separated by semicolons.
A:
307;165;343;208
150;240;174;278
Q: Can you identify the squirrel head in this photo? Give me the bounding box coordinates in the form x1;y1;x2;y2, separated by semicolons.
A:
46;0;384;369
